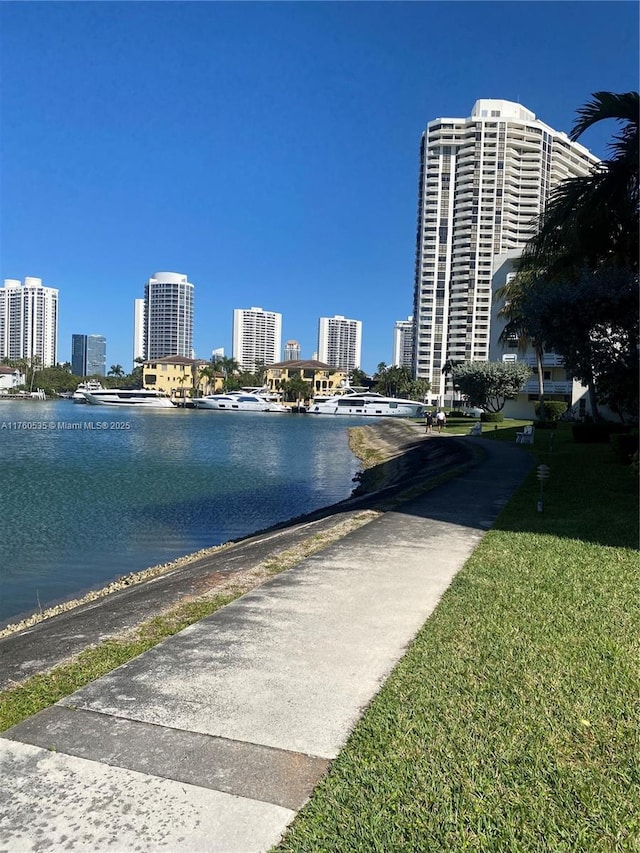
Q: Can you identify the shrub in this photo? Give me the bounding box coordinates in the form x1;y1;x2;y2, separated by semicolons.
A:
535;401;567;422
572;423;630;443
610;431;639;464
481;411;504;423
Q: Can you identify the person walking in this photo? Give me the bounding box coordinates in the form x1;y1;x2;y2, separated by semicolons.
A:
425;411;434;434
436;409;447;433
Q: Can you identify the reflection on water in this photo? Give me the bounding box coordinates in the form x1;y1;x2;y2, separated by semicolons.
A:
0;401;363;626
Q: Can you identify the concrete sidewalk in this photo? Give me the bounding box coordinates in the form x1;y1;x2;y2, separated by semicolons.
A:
0;438;533;852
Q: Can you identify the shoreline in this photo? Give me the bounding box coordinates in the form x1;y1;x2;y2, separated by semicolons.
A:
0;423;422;639
0;422;472;685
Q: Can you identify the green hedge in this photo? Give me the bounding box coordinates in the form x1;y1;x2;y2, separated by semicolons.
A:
571;423;630;443
610;431;639;464
480;411;504;423
535;401;567;422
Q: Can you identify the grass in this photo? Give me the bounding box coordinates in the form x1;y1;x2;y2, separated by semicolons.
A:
0;595;236;731
276;424;639;852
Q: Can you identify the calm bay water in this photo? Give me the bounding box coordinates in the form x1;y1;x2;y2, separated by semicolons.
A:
0;400;365;627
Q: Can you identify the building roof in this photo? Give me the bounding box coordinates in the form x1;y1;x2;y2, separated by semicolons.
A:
0;365;21;375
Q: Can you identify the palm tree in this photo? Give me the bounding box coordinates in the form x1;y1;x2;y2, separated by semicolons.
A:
108;364;124;377
214;356;240;390
27;354;42;393
519;92;639;420
523;91;638;275
441;358;462;407
198;364;219;395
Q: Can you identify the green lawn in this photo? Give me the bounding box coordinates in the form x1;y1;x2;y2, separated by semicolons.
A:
276;424;639;852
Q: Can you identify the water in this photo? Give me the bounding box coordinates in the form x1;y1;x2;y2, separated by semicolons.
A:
0;400;365;627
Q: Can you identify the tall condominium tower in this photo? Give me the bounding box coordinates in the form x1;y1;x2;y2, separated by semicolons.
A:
143;272;194;360
284;340;301;361
133;298;145;363
392;316;414;369
412;99;599;399
233;307;282;371
71;334;106;376
0;277;58;366
317;315;362;371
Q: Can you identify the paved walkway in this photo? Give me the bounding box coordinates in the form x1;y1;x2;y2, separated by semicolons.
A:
0;437;533;852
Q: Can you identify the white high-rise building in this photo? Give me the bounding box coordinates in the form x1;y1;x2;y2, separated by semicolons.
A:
133;298;145;363
393;316;414;369
412;99;599;400
0;277;58;366
317;315;362;371
232;307;282;371
143;272;194;360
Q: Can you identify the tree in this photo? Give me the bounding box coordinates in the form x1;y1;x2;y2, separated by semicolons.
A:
452;361;532;413
28;365;78;396
108;364;124;377
281;374;311;403
496;269;549;421
521;267;638;421
198;365;216;395
26;355;42;392
349;368;370;388
372;364;429;401
523;91;638;275
214;356;240;390
519;91;639;419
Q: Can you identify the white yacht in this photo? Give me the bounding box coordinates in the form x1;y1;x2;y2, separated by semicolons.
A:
72;380;106;403
308;389;424;418
194;391;289;413
81;388;175;408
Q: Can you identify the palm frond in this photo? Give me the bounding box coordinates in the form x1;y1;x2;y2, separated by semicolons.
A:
570;91;639;141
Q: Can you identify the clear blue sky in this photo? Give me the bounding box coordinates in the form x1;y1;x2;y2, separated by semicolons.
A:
1;1;637;374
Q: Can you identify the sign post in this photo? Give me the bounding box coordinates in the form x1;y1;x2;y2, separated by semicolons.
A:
536;464;550;513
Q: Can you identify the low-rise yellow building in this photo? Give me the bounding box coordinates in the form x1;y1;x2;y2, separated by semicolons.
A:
142;356;223;400
265;360;348;401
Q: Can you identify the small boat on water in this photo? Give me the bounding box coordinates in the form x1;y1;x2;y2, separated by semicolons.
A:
308;389;424;418
81;389;175;408
72;380;106;403
194;391;289;413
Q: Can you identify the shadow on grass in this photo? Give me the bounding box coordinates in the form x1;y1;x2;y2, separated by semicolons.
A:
359;423;638;551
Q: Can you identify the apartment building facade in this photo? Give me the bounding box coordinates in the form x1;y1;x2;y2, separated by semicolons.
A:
0;277;58;367
317;315;362;371
232;307;282;371
392;316;414;369
71;334;106;376
283;340;301;361
412;99;599;403
143;272;194;360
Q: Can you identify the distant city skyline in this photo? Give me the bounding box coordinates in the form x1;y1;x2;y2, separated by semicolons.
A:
1;3;636;372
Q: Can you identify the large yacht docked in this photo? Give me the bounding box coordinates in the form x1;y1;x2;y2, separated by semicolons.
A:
308;388;424;418
71;380;105;403
80;388;175;408
193;391;289;413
